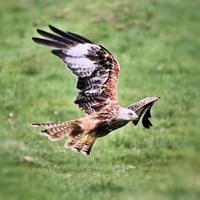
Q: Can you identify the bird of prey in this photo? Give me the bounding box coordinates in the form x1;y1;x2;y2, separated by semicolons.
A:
32;25;160;155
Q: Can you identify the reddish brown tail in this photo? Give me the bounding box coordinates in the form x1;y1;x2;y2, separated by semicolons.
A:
32;121;96;155
32;120;83;141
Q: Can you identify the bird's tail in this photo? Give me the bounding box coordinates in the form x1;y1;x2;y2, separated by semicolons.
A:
31;120;96;155
31;120;83;141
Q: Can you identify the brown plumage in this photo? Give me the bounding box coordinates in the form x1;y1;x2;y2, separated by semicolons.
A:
32;25;160;155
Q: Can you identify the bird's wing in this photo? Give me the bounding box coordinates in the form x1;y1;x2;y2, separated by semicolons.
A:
32;25;120;114
128;96;160;128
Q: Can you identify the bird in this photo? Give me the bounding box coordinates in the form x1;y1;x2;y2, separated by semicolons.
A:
32;25;160;155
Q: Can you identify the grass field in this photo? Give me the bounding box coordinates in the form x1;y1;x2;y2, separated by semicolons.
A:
0;0;200;199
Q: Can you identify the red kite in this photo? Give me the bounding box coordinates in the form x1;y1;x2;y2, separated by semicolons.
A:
32;25;160;155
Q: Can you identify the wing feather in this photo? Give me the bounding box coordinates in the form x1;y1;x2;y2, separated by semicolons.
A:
32;25;120;114
128;96;160;128
36;29;74;45
32;37;67;48
48;24;92;44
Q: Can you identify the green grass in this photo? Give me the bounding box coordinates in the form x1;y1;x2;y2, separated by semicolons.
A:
0;0;200;199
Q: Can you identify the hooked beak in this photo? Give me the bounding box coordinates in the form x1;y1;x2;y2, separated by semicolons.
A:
130;112;139;121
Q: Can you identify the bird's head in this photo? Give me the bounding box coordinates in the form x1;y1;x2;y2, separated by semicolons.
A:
117;108;138;121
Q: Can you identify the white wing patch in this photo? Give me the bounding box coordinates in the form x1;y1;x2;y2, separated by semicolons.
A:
64;57;94;69
67;43;100;57
64;56;96;77
62;43;101;77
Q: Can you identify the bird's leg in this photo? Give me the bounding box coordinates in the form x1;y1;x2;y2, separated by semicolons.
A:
80;135;96;155
71;134;96;155
64;135;82;149
71;134;88;153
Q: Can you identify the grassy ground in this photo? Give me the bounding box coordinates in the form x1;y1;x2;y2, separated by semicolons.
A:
0;0;200;199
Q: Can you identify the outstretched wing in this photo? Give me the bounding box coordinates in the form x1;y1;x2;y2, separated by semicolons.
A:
128;96;160;128
32;25;120;114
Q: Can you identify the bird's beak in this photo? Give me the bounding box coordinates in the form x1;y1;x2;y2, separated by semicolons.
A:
130;112;139;121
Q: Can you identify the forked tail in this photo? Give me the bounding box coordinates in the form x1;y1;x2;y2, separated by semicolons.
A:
32;120;96;155
32;120;83;141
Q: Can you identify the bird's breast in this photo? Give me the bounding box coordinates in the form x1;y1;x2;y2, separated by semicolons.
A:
94;119;128;137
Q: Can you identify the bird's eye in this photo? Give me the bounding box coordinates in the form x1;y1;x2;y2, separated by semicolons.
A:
128;112;133;116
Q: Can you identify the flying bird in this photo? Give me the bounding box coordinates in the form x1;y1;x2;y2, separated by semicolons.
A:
32;25;160;155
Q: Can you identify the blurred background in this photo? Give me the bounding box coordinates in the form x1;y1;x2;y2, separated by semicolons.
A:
0;0;199;200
